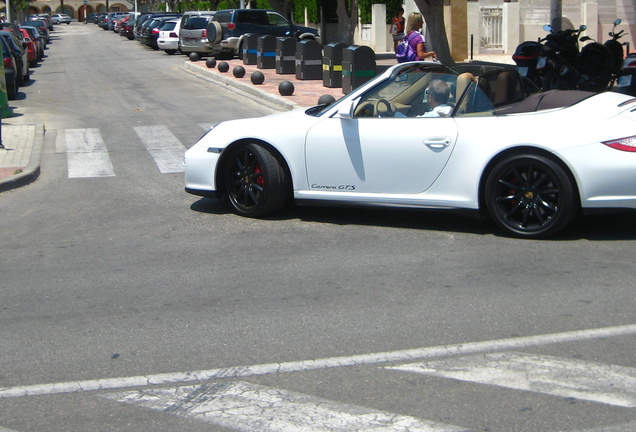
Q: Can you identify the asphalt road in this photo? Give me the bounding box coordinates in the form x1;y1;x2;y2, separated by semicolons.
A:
0;24;635;432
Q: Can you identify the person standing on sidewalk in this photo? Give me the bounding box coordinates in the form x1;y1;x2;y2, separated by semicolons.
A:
390;8;405;52
404;12;437;61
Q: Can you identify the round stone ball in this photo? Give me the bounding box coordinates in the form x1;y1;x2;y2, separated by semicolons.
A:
250;71;265;85
318;94;336;106
233;65;246;78
217;61;230;73
278;80;294;96
188;52;200;62
205;58;217;68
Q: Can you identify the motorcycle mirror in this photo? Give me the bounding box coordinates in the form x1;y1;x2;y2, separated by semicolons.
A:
543;24;552;32
614;19;622;26
579;25;587;31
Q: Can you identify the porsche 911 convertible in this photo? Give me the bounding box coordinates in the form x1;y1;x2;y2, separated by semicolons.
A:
185;61;636;238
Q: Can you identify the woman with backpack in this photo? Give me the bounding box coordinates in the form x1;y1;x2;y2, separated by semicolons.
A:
403;12;437;61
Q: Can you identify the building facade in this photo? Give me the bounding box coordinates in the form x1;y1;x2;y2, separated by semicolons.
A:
3;0;635;59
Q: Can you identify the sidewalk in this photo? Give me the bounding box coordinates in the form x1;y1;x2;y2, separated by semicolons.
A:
0;53;513;193
0;123;45;193
183;53;400;110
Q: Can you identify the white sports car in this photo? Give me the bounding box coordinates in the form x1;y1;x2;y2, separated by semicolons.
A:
185;62;636;238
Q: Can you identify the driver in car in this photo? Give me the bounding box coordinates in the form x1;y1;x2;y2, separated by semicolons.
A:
420;79;453;117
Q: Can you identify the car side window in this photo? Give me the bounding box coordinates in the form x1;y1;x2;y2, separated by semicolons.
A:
267;12;289;27
353;71;462;119
454;81;496;117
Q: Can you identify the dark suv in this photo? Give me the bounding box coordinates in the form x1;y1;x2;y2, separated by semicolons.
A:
207;9;320;59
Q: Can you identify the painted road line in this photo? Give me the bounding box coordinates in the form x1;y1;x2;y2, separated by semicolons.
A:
134;125;185;173
556;421;636;432
101;381;468;432
65;128;115;178
387;352;636;407
1;323;635;398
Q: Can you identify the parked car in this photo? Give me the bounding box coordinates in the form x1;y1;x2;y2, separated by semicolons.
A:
19;28;38;66
207;9;320;59
139;13;180;45
0;34;18;100
146;17;178;50
89;13;108;25
134;12;177;40
112;14;131;32
0;31;29;86
24;19;50;43
0;22;25;42
85;13;102;24
51;14;72;25
37;14;54;30
157;18;180;54
98;12;124;30
184;62;636;239
179;14;215;56
20;25;46;57
119;18;137;40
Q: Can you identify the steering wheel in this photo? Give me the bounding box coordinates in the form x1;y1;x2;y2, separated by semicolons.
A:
374;98;395;117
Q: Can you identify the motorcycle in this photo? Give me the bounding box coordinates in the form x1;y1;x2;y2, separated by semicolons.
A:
541;24;587;91
512;40;548;92
578;19;624;92
605;19;636;96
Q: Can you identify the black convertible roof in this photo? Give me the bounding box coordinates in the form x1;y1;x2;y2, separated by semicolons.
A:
496;90;596;114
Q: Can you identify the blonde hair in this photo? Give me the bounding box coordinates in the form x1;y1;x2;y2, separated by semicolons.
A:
405;12;424;34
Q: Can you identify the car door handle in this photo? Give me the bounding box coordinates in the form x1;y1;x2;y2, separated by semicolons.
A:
424;137;451;149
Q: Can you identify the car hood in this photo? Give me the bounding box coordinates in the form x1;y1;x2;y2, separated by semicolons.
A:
197;107;322;149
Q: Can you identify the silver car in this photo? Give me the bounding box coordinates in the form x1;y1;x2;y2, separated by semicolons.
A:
52;14;72;25
179;13;215;56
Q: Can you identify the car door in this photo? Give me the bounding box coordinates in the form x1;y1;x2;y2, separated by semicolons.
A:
305;69;465;196
266;11;292;37
305;115;458;195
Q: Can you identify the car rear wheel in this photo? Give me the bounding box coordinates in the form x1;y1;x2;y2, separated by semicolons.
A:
485;154;578;238
222;143;288;217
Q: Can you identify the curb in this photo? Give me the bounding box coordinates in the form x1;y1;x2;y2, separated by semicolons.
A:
0;124;46;193
183;61;300;112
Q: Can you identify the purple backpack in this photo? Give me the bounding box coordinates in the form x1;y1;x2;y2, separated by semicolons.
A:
396;32;420;63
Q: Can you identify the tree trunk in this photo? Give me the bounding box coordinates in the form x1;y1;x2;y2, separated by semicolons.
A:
335;0;359;45
412;0;455;65
268;0;293;19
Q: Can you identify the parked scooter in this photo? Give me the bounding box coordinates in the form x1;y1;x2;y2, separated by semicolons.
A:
603;19;636;96
541;24;588;91
578;19;625;91
512;40;549;91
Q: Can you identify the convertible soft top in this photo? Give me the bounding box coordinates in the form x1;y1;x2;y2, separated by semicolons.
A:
496;89;596;115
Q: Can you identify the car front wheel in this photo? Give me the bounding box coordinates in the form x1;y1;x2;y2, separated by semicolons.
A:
222;143;289;217
485;154;578;238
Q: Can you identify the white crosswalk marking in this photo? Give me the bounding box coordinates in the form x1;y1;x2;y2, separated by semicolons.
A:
387;352;636;407
65;128;115;178
558;421;636;432
134;125;186;173
101;381;468;432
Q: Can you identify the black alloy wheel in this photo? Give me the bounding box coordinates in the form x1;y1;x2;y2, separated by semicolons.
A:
485;154;578;238
223;143;288;217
